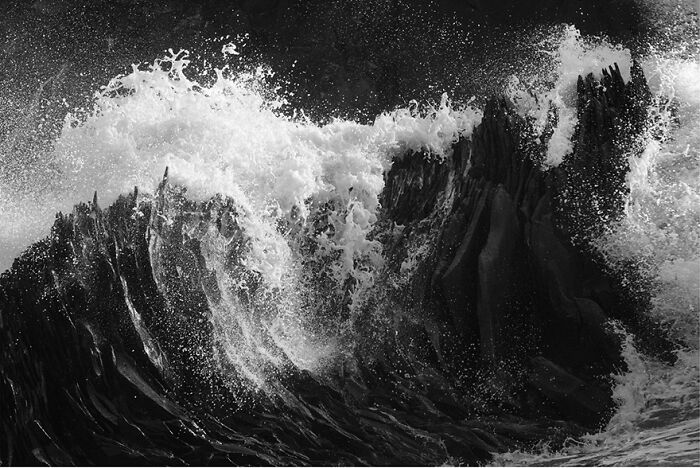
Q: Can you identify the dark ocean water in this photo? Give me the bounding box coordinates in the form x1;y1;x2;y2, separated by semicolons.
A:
1;1;698;465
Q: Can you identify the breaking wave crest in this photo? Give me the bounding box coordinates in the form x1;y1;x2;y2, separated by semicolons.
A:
1;20;698;466
494;28;700;467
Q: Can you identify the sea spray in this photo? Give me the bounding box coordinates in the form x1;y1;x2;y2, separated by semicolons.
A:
493;25;700;468
506;25;632;166
0;50;482;275
0;20;697;465
2;48;481;389
492;325;699;466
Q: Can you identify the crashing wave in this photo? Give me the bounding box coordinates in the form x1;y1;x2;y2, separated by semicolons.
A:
1;49;685;464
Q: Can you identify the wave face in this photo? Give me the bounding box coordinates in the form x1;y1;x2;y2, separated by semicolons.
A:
1;21;699;466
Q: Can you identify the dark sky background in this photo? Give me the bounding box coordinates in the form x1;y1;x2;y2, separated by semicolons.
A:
0;0;694;139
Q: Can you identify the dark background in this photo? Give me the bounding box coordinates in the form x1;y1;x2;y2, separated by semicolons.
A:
0;0;695;135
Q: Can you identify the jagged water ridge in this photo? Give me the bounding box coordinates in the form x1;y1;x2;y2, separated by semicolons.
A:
2;56;694;465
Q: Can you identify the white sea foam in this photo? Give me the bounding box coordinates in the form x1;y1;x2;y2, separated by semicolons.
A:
1;21;697;460
0;50;481;275
507;25;632;166
0;48;482;388
493;335;700;466
494;26;700;468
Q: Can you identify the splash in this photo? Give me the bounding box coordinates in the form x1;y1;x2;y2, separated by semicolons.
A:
507;25;632;166
597;45;700;344
0;48;482;389
494;24;700;468
493;327;700;466
0;50;481;272
1;21;697;461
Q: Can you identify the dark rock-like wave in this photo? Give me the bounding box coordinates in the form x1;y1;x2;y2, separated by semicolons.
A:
0;64;676;465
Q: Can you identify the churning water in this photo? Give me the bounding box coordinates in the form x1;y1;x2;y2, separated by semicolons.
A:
0;12;698;466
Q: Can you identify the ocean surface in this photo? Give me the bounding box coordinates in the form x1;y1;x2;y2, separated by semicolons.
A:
0;4;698;465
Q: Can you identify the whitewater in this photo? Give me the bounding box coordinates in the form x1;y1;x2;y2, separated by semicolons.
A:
0;21;698;465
